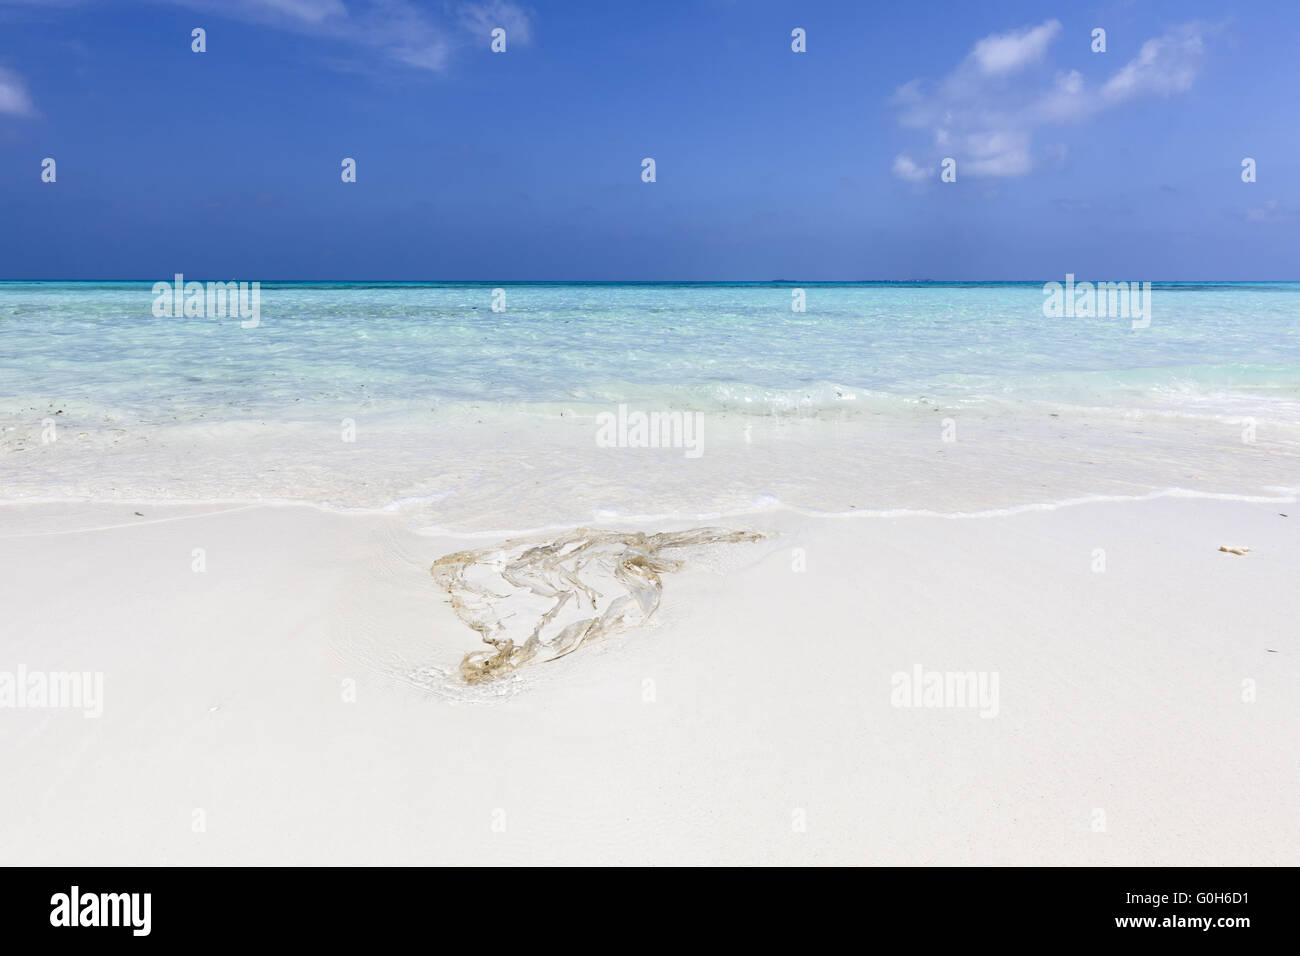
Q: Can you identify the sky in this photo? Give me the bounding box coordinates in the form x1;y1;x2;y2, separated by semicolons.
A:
0;0;1297;280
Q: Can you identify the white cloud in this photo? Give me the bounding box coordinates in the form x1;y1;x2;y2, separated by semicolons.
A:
1100;26;1204;102
241;0;348;24
159;0;533;72
0;67;36;117
892;154;930;183
1057;70;1083;95
970;19;1061;75
459;0;532;46
962;130;1032;178
891;20;1210;181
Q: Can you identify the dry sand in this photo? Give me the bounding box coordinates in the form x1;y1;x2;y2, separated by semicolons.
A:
1;494;1294;864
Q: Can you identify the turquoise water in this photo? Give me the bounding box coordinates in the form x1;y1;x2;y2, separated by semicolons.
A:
3;281;1300;422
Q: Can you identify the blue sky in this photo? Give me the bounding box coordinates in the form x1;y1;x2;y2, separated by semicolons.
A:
0;0;1296;279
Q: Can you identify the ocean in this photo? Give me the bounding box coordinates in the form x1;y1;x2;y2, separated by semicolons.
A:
3;281;1299;530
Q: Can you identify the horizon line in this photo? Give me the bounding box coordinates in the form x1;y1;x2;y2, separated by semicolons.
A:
3;278;1299;285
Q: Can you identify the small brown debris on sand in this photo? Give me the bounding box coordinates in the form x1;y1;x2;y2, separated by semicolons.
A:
432;527;763;683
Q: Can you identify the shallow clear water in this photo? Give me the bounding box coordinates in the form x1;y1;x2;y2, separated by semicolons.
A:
3;282;1299;524
3;281;1299;422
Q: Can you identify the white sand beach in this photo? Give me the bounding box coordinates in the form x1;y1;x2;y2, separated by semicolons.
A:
2;491;1295;865
4;0;1299;881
